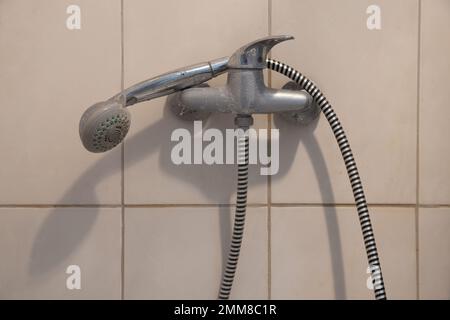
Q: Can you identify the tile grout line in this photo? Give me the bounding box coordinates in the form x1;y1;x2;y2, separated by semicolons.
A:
267;0;272;300
126;203;269;208
415;0;422;301
1;203;444;208
120;0;125;301
418;204;450;208
0;205;123;208
271;203;418;208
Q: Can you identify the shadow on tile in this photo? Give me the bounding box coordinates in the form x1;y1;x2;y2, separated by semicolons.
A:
30;104;345;299
273;115;346;299
28;163;110;276
28;105;240;278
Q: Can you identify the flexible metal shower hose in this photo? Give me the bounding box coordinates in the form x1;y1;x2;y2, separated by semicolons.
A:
218;126;250;300
218;60;386;300
267;58;387;300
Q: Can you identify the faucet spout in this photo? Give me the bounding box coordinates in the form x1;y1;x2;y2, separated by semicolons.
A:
255;88;313;113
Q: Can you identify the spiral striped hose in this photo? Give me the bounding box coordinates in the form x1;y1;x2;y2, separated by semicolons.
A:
218;60;386;300
267;58;386;300
218;120;250;300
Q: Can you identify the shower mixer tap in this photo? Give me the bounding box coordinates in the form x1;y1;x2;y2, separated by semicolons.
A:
167;35;317;120
120;34;315;117
79;35;318;153
78;35;386;301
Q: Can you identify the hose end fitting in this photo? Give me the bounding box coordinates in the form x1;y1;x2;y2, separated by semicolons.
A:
234;114;253;129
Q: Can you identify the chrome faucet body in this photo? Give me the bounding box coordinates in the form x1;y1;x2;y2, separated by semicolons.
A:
115;35;319;124
167;35;318;124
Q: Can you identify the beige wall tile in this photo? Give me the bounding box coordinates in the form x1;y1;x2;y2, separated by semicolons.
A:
419;0;450;204
271;206;416;299
124;206;268;299
419;208;450;299
123;0;269;204
0;208;121;299
0;0;448;301
270;0;418;204
0;0;122;204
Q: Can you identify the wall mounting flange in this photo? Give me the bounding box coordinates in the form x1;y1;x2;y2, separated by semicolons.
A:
277;81;320;125
167;83;212;121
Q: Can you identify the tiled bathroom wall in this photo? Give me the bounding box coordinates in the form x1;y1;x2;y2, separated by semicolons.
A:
0;0;448;299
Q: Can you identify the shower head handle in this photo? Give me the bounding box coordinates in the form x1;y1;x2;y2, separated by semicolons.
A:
118;56;229;107
113;35;294;107
227;35;294;69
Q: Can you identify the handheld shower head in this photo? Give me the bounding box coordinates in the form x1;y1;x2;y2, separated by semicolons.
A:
79;57;228;153
78;35;295;153
79;99;130;153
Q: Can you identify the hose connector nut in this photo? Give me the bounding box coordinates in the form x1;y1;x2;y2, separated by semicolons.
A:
234;114;254;128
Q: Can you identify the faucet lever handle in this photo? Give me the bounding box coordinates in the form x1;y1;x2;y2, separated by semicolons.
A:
227;35;294;69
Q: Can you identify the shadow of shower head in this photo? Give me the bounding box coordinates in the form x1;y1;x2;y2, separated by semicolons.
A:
79;99;130;153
